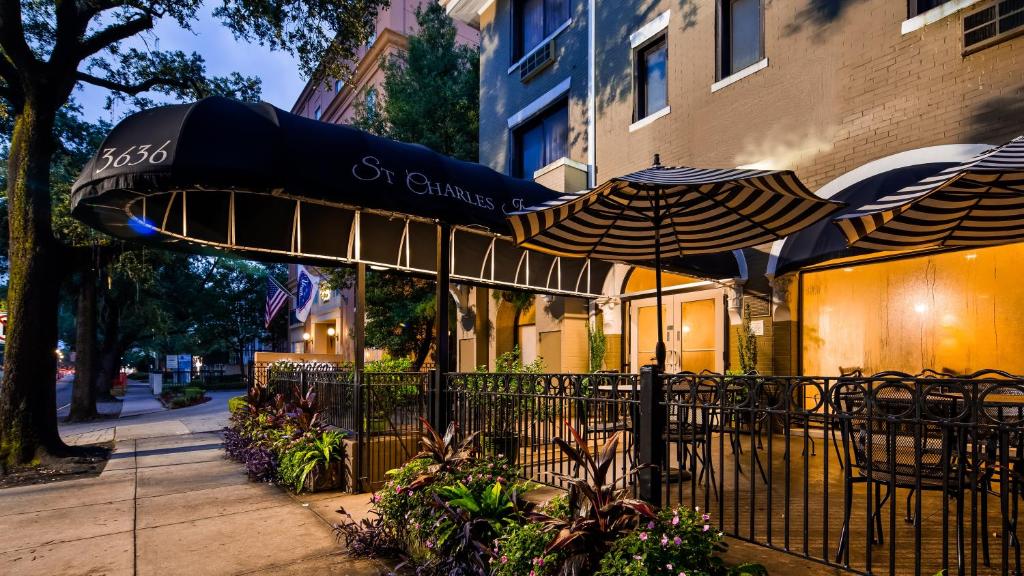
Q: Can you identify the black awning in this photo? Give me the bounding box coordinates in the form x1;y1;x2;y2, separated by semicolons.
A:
771;162;957;276
70;97;743;291
71;96;557;236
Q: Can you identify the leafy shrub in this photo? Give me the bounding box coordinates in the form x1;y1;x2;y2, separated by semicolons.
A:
333;506;404;558
529;424;656;575
227;395;248;414
183;387;205;402
593;507;757;576
491;521;558;576
365;356;414;373
278;430;347;492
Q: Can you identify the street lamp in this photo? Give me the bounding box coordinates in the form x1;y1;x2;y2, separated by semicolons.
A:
326;326;336;351
302;331;311;353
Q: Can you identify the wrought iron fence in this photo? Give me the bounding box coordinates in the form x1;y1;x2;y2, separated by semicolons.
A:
243;363;1024;575
445;372;640;491
438;369;1024;576
656;370;1024;576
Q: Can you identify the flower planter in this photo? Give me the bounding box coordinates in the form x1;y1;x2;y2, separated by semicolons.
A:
481;432;520;464
303;459;344;493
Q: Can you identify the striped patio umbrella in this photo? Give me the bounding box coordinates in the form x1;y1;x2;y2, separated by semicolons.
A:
836;136;1024;251
508;156;843;370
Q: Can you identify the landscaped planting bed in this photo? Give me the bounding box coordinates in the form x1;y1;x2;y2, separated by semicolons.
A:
334;419;767;576
223;385;347;493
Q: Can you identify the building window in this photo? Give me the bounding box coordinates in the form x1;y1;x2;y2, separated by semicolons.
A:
334;79;343;93
513;100;568;178
635;35;668;120
908;0;953;16
514;0;571;59
314;106;322;121
719;0;763;78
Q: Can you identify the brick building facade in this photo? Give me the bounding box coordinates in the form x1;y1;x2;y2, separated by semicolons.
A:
447;0;1024;376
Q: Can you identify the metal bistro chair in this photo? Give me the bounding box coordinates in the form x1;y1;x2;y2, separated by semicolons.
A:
833;372;977;571
664;372;720;498
967;368;1024;569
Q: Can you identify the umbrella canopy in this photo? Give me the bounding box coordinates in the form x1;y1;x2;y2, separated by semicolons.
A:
508;158;844;370
768;162;958;276
836;136;1024;251
69;97;615;297
508;162;844;260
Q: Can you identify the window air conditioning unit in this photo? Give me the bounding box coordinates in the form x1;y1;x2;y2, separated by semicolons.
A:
963;0;1024;55
520;40;556;83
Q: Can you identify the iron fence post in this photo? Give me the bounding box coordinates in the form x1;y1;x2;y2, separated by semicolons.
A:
353;368;365;493
638;364;665;507
433;369;451;433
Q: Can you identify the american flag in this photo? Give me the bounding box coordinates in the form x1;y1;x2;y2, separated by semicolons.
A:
265;276;289;328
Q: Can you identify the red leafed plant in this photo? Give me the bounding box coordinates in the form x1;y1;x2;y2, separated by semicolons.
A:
406;417;479;491
531;423;657;575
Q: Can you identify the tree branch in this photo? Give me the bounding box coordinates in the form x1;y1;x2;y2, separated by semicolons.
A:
0;0;38;72
75;70;193;95
79;15;154;59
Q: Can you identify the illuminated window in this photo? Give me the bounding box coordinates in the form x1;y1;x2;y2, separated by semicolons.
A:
314;106;322;121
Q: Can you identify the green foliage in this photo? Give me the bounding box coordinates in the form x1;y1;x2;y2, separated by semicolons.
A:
365;356;414;373
352;2;479;162
492;522;559;576
588;322;607;373
736;305;758;374
182;387;205;402
486;346;545;374
228;396;249;415
593;507;753;576
364;270;437;370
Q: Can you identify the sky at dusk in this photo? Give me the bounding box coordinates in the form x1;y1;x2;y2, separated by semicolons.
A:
76;4;308;123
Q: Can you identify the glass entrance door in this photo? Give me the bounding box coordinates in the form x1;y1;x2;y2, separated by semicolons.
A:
630;290;725;373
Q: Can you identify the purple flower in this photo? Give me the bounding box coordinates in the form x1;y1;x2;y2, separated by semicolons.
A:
425;539;434;549
673;536;683;546
702;513;711;521
667;564;674;570
703;524;711;532
501;556;508;564
639;532;648;541
660;534;669;546
672;515;680;526
647;520;656;529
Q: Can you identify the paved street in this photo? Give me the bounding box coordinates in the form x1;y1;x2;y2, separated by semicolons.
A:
2;387;386;576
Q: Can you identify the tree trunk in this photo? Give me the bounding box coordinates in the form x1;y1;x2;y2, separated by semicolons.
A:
0;103;67;468
96;297;122;401
413;327;431;371
68;265;98;421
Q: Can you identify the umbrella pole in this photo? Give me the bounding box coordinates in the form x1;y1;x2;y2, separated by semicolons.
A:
653;189;666;372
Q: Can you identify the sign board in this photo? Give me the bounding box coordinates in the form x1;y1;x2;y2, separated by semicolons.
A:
166;355;178;369
750;320;765;336
177;355;193;373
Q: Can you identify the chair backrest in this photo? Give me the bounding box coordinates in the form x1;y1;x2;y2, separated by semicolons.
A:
833;376;961;484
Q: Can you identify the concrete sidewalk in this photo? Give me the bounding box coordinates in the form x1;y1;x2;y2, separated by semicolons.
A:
0;430;388;576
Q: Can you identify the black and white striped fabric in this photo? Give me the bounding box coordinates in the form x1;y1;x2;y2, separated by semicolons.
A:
836;136;1024;251
507;165;843;260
